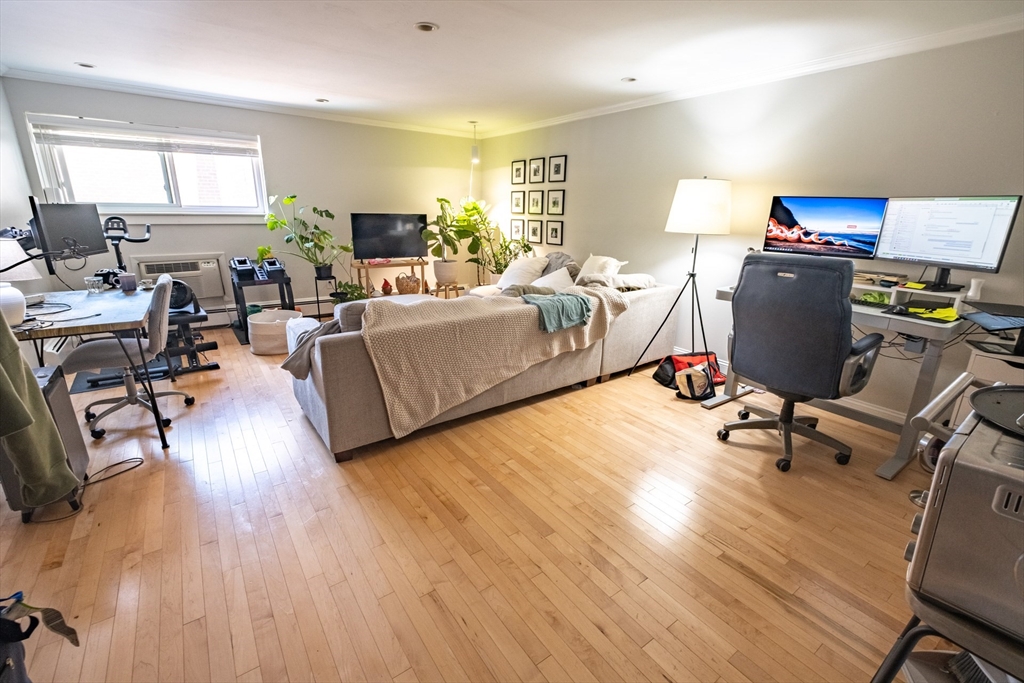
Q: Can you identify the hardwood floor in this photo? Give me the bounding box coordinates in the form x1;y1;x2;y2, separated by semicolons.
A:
1;327;936;683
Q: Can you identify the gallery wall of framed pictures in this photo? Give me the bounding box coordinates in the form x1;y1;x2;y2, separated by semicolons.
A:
509;154;567;246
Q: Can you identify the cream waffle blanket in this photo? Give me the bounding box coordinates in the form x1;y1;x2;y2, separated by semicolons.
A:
361;285;628;438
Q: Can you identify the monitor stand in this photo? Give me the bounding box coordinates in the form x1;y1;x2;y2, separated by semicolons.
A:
921;267;964;292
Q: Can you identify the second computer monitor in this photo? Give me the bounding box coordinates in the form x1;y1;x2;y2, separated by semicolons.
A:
29;197;108;275
762;196;889;259
874;196;1021;273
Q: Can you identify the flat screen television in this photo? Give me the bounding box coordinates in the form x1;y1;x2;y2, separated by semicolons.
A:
29;196;108;274
761;196;889;259
350;213;428;260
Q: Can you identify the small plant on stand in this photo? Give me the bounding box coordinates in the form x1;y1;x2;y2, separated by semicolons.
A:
263;194;350;278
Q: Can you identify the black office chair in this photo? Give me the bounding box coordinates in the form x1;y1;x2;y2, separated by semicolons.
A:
716;253;884;471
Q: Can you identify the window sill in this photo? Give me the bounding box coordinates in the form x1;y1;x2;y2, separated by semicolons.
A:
99;212;266;226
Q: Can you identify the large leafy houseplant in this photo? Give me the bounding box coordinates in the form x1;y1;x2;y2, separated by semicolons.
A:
263;194;352;274
470;233;534;275
421;198;477;261
422;197;492;283
466;198;533;277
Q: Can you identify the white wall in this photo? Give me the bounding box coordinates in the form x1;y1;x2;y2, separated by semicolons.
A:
480;32;1024;414
0;80;34;232
1;78;478;304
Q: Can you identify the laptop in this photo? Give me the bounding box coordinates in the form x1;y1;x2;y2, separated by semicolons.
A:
968;301;1024;317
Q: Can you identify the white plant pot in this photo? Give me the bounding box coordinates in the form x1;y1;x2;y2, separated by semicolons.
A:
489;272;502;285
433;260;459;284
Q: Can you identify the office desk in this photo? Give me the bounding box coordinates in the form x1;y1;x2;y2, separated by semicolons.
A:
706;285;971;480
13;289;170;450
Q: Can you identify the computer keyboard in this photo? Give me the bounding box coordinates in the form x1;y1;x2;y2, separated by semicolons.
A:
851;297;890;309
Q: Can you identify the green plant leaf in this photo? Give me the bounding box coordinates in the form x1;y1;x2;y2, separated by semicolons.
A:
283;195;296;205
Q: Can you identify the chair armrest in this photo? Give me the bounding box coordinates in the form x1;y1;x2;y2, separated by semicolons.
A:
851;333;884;356
839;333;884;397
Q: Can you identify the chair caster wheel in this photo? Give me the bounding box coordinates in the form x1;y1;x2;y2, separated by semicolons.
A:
84;411;96;422
161;418;172;428
69;497;81;511
184;396;195;406
91;428;106;439
716;429;729;442
737;410;750;420
21;510;33;524
835;453;850;465
775;458;791;472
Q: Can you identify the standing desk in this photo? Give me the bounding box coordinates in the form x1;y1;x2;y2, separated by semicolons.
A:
13;289;170;450
705;286;971;480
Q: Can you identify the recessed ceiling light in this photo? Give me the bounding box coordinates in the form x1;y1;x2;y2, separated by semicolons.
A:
74;62;95;69
315;98;329;103
415;22;439;32
621;77;636;82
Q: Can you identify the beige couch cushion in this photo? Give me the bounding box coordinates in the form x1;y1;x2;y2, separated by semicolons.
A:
334;294;434;331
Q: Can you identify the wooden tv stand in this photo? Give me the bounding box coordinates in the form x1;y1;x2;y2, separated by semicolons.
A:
353;258;427;295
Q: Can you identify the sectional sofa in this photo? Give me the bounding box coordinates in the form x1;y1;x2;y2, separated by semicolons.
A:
286;285;682;461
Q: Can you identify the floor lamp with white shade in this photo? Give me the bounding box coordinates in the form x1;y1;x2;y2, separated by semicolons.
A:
0;238;43;325
628;178;731;375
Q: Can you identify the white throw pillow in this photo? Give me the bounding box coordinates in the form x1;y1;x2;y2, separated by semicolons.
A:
576;254;628;282
466;285;502;297
497;256;550;289
531;267;575;292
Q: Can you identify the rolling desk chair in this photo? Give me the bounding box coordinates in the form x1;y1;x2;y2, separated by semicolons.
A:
61;274;195;439
716;253;884;471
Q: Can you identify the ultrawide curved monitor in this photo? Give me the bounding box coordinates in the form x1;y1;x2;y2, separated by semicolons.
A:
761;196;889;259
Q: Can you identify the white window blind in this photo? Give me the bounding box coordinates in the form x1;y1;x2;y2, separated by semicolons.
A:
28;113;266;214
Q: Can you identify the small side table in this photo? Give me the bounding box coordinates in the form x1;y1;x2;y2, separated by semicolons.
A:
313;275;338;319
434;283;460;299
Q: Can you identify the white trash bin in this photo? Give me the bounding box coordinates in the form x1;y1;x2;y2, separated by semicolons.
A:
248;309;303;355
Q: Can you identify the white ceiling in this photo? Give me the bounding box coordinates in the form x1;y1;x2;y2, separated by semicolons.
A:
1;1;1021;138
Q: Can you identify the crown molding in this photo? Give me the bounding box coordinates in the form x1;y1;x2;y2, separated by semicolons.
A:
0;69;474;138
483;13;1024;139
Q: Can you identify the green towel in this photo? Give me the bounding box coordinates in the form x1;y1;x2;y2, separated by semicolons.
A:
0;316;79;508
521;293;592;332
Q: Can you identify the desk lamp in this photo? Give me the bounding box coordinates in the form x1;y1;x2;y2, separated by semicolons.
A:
0;238;42;325
629;178;731;375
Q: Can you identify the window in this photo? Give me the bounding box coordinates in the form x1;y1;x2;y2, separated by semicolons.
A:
28;114;266;214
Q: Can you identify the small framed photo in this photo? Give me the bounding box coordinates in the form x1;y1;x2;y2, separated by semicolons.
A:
511;160;526;185
548;155;567;182
510;219;524;240
511;191;525;214
529;157;545;183
546;221;564;246
527;220;543;244
547;189;565;216
527;190;544;215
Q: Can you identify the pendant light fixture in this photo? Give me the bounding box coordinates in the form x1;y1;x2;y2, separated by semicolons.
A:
468;121;479;198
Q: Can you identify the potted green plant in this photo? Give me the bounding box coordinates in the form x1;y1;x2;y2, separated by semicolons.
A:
421;198;482;284
263;194;351;278
469;232;534;283
333;281;368;303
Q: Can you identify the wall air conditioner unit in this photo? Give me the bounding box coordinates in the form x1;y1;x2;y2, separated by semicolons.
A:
128;252;227;303
42;335;78;367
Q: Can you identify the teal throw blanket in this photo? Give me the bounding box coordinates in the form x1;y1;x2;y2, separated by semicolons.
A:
521;293;592;332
